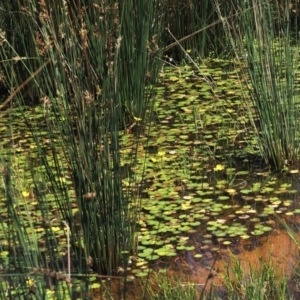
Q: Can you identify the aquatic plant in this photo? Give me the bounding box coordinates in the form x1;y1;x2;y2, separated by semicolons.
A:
224;255;289;299
216;0;300;170
2;1;300;298
242;1;300;170
0;0;164;297
143;270;198;300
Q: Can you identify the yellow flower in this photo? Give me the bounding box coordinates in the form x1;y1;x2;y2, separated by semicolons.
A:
22;191;30;197
181;201;192;210
214;164;225;171
26;278;35;286
225;188;237;195
157;151;166;157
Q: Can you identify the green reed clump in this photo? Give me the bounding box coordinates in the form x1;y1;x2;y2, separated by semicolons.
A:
0;160;73;299
241;0;300;170
224;256;290;299
143;271;198;300
140;257;297;300
216;0;300;170
162;0;241;60
0;0;164;298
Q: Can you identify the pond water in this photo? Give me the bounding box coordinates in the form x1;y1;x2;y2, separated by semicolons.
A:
1;58;300;298
103;58;300;296
127;59;300;278
90;226;300;299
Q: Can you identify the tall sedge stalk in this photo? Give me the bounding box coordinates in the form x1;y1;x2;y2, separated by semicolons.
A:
0;0;164;298
224;254;289;299
241;0;300;170
215;0;300;170
164;0;241;60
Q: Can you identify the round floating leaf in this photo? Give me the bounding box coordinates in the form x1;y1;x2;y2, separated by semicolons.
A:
177;245;186;250
191;198;202;203
135;260;147;267
223;241;231;245
91;283;101;289
148;255;160;260
202;198;213;203
240;189;252;194
185;246;195;251
240;234;250;239
194;254;203;258
261;187;274;193
223;205;233;209
239;215;250;219
216;219;226;224
136;271;149;277
228;233;237;237
201;245;210;250
283;200;293;207
203;239;212;245
190;221;201;227
218;195;229;201
250;218;260;222
179;226;191;232
210;206;222;212
285;211;294;216
183;195;193;200
251;230;264;236
225;188;236;195
211;247;220;252
261;226;272;232
207;226;216;231
213;231;226;237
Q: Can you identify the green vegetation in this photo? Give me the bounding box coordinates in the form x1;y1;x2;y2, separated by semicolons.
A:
143;270;199;300
0;0;164;298
217;0;300;170
223;256;290;300
143;256;297;300
0;0;300;299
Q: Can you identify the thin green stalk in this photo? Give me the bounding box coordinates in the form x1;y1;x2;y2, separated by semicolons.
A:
0;0;164;298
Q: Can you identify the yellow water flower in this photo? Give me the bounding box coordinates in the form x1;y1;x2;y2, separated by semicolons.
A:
181;201;192;210
214;164;225;171
157;151;166;157
26;278;35;287
225;188;237;195
22;191;30;197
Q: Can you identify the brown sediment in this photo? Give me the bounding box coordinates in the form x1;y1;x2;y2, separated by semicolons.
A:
189;228;300;295
75;228;300;299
